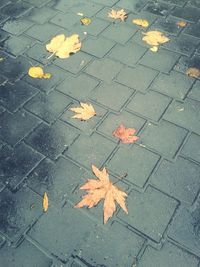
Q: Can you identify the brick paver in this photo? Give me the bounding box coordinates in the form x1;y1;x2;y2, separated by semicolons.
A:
0;0;200;266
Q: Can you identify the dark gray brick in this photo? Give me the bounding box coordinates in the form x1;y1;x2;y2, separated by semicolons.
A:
184;22;200;38
50;13;80;30
0;80;38;112
140;120;187;158
82;37;115;58
28;6;57;24
188;81;200;101
109;43;147;67
127;91;171;121
90;81;133;111
26;121;78;160
56;73;99;100
140;49;180;74
0;110;40;147
2;19;34;35
151;71;194;99
116;65;158;92
181;133;200;163
84;58;122;82
65;132;116;167
172;6;200;22
108;145;159;187
164;98;200;135
0;186;42;242
1;2;33;18
118;186;178;242
150;157;200;204
144;1;173;16
150;16;182;35
0;240;52;267
79;222;145;267
138;242;199;267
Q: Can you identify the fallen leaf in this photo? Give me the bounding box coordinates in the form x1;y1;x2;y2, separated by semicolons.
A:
75;165;128;224
0;57;4;62
132;19;149;27
113;124;139;144
70;102;96;120
142;31;170;49
28;66;52;79
176;20;187;27
46;34;81;59
108;9;128;21
186;67;200;78
80;17;92;25
43;192;48;212
150;46;158;52
77;12;84;16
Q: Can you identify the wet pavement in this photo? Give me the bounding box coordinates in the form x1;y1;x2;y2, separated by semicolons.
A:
0;0;200;266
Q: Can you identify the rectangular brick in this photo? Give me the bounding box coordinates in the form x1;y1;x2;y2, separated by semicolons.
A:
172;6;200;22
181;133;200;163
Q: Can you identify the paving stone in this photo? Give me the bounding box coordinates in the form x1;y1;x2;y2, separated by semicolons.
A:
26;42;52;64
75;18;109;37
127;91;171;121
144;1;173;16
151;71;194;99
163;0;187;6
28;6;57;24
140;120;187;158
0;234;5;247
101;23;136;44
56;73;99;100
188;0;200;8
0;240;53;267
2;19;34;35
172;6;200;22
184;22;200;38
28;203;95;261
0;80;38;112
150;157;200;204
69;2;103;16
107;145;159;187
52;0;85;12
109;42;147;67
0;0;11;9
26;121;78;160
25;91;71;124
0;110;40;147
0;29;10;42
138;242;199;267
92;0;118;5
117;186;178;242
65;132;116;167
50;13;80;30
79;221;145;267
0;13;9;25
116;65;158;92
0;186;42;242
24;0;51;7
90;81;133;111
0;106;5;115
164;98;200;135
174;55;200;75
1;2;33;18
150;16;182;35
116;0;148;12
69;258;88;267
84;58;122;82
181;133;200;163
97;110;146;140
140;49;180;74
54;52;92;75
188;81;200;101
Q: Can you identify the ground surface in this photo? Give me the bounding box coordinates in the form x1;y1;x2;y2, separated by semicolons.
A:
0;0;200;266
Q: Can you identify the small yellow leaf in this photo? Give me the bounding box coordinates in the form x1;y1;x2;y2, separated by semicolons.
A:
70;102;96;121
150;46;158;52
28;66;51;79
186;67;200;78
77;12;84;16
80;17;91;25
176;20;187;27
43;73;52;79
43;192;48;212
132;19;149;27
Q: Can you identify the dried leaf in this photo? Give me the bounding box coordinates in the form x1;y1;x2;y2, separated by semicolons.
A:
108;9;128;21
75;165;128;224
46;34;81;59
176;20;187;27
150;46;158;52
43;192;48;212
142;31;170;48
132;19;149;27
28;66;52;79
113;124;139;144
186;67;200;78
80;17;91;25
70;102;96;120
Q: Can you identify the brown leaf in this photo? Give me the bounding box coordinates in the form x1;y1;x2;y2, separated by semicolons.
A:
108;9;128;21
132;19;149;27
186;67;200;78
70;102;96;120
113;124;139;144
142;31;170;49
43;192;48;212
75;165;128;224
176;20;187;27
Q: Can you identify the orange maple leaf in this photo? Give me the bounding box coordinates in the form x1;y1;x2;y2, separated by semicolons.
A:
113;124;139;144
75;165;128;224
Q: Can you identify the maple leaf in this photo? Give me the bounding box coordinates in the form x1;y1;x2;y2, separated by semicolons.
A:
108;9;128;21
186;67;200;78
46;34;81;59
142;31;170;48
70;102;96;120
132;19;149;28
28;66;51;79
113;124;139;144
43;192;48;212
75;165;128;224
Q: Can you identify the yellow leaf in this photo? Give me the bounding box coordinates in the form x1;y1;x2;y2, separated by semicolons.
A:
46;34;81;59
150;46;158;52
70;102;96;121
142;31;170;46
43;192;48;212
176;20;187;27
132;19;149;27
186;67;200;78
108;9;128;22
80;17;91;25
28;66;52;79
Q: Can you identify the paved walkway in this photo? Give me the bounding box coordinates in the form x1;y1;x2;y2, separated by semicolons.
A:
0;0;200;266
